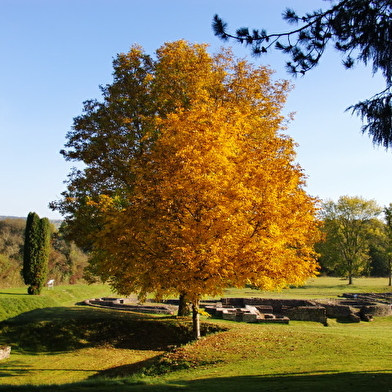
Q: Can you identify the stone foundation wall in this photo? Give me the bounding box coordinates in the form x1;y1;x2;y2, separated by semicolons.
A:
85;298;174;314
320;303;358;321
361;304;392;317
286;306;327;324
317;301;392;322
221;298;316;313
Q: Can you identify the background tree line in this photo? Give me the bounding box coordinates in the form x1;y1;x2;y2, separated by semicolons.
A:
2;196;391;291
0;217;88;289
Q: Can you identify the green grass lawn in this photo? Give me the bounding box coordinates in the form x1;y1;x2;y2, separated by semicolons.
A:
0;284;115;321
0;278;391;391
221;276;392;299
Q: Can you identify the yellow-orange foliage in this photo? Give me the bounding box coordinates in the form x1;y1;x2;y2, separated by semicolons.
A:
88;41;320;308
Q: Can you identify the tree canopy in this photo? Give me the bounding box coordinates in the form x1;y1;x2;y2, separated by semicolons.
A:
317;196;382;284
213;0;392;148
52;41;321;338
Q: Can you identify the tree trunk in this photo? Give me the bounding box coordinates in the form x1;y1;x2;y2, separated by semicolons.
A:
177;293;191;316
348;274;353;285
192;299;201;340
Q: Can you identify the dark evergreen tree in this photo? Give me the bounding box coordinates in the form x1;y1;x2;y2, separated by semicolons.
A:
23;212;40;286
213;0;392;148
23;212;51;295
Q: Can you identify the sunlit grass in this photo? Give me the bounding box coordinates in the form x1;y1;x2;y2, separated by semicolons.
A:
0;305;223;387
0;278;391;391
133;316;392;392
1;347;160;386
0;284;115;321
220;276;392;299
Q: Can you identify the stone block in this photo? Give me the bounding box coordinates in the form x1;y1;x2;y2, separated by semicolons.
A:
242;312;258;323
222;310;236;321
0;346;11;360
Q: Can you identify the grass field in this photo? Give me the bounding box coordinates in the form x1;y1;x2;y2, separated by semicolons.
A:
0;278;391;391
221;276;392;299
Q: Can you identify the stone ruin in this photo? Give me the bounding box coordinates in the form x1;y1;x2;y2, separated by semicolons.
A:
204;303;290;324
84;297;175;315
205;298;327;325
85;293;392;325
204;294;392;325
318;292;392;323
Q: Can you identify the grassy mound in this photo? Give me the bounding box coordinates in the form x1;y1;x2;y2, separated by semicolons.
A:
0;304;226;389
0;296;59;322
0;306;224;353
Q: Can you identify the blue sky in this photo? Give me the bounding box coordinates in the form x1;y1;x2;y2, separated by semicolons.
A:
1;0;391;219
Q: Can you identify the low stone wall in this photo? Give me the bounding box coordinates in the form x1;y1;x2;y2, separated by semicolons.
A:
319;303;360;322
343;292;392;305
286;306;327;325
221;297;316;312
361;304;392;317
85;298;175;315
316;299;392;322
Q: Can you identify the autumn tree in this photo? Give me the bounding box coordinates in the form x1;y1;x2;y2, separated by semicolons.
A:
213;1;392;148
53;41;321;339
49;44;156;252
23;212;51;295
318;196;382;284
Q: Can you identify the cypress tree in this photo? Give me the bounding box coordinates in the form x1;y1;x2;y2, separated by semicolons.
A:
23;212;51;295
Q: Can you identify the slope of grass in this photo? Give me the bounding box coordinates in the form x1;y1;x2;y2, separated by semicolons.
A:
1;315;392;391
0;284;114;321
0;278;391;391
0;305;224;387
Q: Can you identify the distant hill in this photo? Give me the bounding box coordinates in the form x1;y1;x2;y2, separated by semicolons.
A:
0;216;63;229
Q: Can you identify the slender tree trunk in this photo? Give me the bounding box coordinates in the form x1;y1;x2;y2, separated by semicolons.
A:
177;293;190;316
192;299;201;340
348;274;353;285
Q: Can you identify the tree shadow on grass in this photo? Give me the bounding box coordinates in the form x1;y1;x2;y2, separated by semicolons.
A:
0;361;33;378
89;357;160;379
0;293;26;296
0;306;223;353
0;371;391;391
